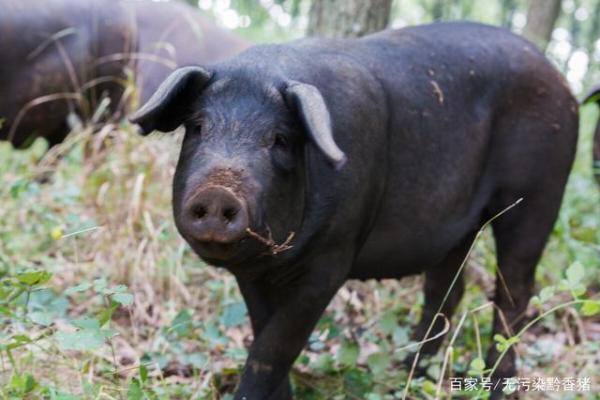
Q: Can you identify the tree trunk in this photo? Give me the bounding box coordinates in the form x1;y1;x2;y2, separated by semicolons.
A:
523;0;562;51
307;0;392;39
584;0;600;84
500;0;518;29
431;0;445;21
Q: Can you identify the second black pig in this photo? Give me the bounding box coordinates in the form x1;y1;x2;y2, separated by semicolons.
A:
0;0;248;149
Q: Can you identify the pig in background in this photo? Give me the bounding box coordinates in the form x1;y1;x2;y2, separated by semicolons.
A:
0;0;249;149
133;0;248;104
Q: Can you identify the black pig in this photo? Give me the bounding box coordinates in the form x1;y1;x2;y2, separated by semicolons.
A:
0;0;133;148
130;22;578;399
132;0;249;104
0;0;248;149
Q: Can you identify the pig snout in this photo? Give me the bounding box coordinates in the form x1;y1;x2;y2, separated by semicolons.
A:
182;185;249;250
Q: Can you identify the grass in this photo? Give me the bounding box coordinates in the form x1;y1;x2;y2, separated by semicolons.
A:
0;102;599;399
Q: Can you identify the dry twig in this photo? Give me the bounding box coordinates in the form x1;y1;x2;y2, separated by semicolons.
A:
245;228;295;256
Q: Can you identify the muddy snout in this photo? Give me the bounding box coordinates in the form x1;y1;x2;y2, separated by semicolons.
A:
182;185;249;250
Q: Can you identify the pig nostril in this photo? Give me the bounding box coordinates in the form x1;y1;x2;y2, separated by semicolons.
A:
222;207;238;222
185;186;247;243
194;206;207;219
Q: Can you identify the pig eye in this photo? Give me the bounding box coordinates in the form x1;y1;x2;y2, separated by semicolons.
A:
184;123;202;137
270;132;295;171
184;113;205;136
273;133;289;150
192;125;203;136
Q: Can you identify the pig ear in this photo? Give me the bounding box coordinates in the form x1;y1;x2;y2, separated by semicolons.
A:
286;82;347;169
129;66;213;135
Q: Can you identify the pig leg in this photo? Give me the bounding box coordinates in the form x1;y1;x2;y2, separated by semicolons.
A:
407;233;475;369
237;279;292;400
234;252;350;400
486;194;560;396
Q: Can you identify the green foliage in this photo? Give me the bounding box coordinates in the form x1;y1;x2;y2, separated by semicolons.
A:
366;352;390;375
8;373;38;397
337;339;359;367
220;301;247;328
55;326;113;352
170;309;193;337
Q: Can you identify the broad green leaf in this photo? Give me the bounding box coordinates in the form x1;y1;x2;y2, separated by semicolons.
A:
29;290;69;317
538;286;555;302
82;381;102;398
112;293;134;306
468;357;486;375
221;302;247;328
170;309;193;337
127;380;143;400
71;317;100;330
97;303;119;326
21;373;33;392
392;326;410;346
343;369;371;397
566;262;585;286
367;352;390;375
8;335;32;350
225;346;248;361
204;322;228;346
64;282;92;295
337;339;359;367
312;353;334;373
28;311;55;326
493;334;507;344
93;278;107;293
105;284;128;295
183;352;208;369
558;279;571;292
379;311;397;334
17;270;52;286
55;328;113;351
139;364;148;382
310;340;325;351
10;373;37;394
572;284;586;297
494;334;508;352
581;300;600;316
422;379;437;395
494;334;519;352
